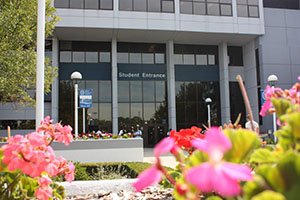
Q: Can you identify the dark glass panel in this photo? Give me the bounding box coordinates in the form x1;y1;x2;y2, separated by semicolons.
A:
130;81;142;102
162;0;174;12
85;0;99;9
180;1;193;14
59;80;74;127
60;41;72;50
118;103;130;118
87;103;99;124
144;103;156;121
134;0;147;11
230;82;246;126
148;0;161;12
185;103;197;123
263;0;299;9
70;0;84;8
120;0;133;10
174;44;194;54
228;46;243;66
100;0;113;9
118;81;130;102
197;102;207;125
99;103;112;121
185;82;197;102
155;81;166;102
54;0;69;8
207;3;220;15
143;81;155;102
176;102;185;123
99;81;111;102
131;103;143;119
175;81;185;102
0;120;35;130
86;81;99;102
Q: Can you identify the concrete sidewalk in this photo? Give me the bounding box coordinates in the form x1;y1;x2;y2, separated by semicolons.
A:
143;148;178;168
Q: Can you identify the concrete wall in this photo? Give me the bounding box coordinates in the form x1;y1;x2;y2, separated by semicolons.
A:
258;8;300;132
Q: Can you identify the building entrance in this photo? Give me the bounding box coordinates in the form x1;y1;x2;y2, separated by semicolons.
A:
143;124;168;147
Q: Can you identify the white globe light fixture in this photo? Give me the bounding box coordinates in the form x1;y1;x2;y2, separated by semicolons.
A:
71;71;82;138
267;74;278;143
205;98;212;127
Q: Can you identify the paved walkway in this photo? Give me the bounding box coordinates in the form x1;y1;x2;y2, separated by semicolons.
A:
143;148;178;168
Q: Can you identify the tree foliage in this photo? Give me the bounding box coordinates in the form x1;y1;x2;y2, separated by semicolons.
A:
0;0;59;104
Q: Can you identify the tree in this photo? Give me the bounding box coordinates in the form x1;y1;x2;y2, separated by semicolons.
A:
0;0;59;104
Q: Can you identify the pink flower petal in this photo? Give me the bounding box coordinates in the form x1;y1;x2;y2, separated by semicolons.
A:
212;169;241;197
220;162;253;181
260;100;272;117
191;138;208;152
133;166;162;192
154;137;175;157
298;76;300;81
205;127;232;156
185;163;214;193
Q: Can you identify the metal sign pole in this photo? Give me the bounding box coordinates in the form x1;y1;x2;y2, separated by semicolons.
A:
83;108;85;133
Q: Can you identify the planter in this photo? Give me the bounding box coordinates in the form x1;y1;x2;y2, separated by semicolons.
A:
0;138;144;163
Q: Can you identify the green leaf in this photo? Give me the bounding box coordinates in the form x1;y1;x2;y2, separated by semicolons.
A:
223;129;261;163
0;149;8;172
272;98;292;118
206;196;223;200
243;175;267;200
186;150;209;168
251;190;286;200
281;113;300;139
249;148;279;165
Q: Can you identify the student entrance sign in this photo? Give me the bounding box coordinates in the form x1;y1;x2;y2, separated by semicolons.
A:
79;89;92;108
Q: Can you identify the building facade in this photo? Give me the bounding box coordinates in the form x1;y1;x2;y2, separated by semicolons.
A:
3;0;297;146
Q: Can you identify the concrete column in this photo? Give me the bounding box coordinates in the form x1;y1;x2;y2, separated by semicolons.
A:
243;41;259;122
218;43;231;125
112;38;118;134
51;38;59;123
232;0;237;18
166;40;176;130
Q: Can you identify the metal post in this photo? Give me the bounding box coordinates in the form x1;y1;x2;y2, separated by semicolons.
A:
207;104;211;128
272;85;277;143
74;83;78;137
36;0;45;129
83;108;85;133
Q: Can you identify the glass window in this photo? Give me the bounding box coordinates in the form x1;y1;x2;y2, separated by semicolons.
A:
99;81;111;102
99;103;111;121
120;0;133;10
118;103;130;118
131;103;143;119
155;53;165;64
196;55;207;65
118;81;130;102
249;5;259;17
142;53;154;64
86;81;99;102
129;53;142;64
100;0;113;9
148;0;161;12
220;4;232;16
86;52;98;63
237;0;247;4
185;103;197;123
155;81;165;102
193;2;206;15
100;52;111;63
70;0;84;8
130;81;142;101
117;52;129;63
87;103;99;121
134;0;147;11
73;52;85;63
54;0;69;8
176;102;185;123
175;54;183;65
175;81;185;102
220;0;232;3
60;51;72;63
208;55;215;65
162;0;174;12
248;0;258;5
237;5;248;17
207;0;218;2
180;1;193;14
183;54;195;65
85;0;99;9
207;3;220;15
143;81;155;102
144;103;155;121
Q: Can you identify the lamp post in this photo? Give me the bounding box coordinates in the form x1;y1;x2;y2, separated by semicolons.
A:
267;74;278;143
205;98;212;128
71;71;82;138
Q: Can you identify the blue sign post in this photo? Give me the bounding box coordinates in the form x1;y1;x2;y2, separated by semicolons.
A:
79;89;92;108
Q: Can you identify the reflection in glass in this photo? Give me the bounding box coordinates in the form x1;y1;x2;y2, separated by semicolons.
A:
186;103;197;123
155;81;165;102
175;81;185;102
117;53;129;63
130;81;142;102
131;103;143;119
86;52;98;63
143;81;155;102
129;53;142;64
144;103;155;121
185;82;197;101
118;81;130;102
100;52;111;63
176;102;185;123
60;51;72;63
73;52;85;63
87;103;99;124
118;103;130;118
86;81;99;102
99;81;111;102
99;103;112;121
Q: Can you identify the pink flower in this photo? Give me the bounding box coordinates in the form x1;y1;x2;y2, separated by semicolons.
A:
186;127;253;197
54;125;73;146
35;187;52;200
40;116;53;126
64;162;75;182
132;166;162;192
260;100;272;117
154;137;176;157
298;76;300;81
38;176;52;188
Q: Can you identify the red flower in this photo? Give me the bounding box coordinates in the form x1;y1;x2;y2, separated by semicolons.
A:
170;126;204;150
